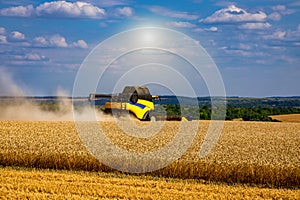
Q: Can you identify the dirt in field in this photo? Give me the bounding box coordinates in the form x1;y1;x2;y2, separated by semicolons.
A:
0;101;114;122
0;69;115;122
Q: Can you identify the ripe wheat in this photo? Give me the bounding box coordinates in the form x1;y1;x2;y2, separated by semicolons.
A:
0;121;299;188
0;167;299;199
270;114;300;123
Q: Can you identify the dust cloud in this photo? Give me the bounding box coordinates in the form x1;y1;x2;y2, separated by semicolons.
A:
0;68;111;121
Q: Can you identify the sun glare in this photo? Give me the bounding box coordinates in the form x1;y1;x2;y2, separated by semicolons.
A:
143;32;154;42
139;29;157;45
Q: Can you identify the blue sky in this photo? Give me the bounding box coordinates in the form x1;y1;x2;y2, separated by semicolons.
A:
0;0;299;97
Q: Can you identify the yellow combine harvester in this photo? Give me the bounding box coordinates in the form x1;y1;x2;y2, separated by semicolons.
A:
89;86;187;121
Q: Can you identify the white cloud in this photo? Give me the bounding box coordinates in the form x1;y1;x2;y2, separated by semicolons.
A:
72;39;88;49
268;5;294;21
0;27;7;43
272;5;286;12
264;31;286;40
0;5;34;17
0;27;6;34
239;22;271;30
268;12;281;21
36;1;105;18
10;31;25;40
274;31;287;39
193;26;218;32
49;34;68;47
271;5;294;15
200;5;267;23
34;34;68;47
0;35;8;44
25;52;46;61
0;1;106;19
206;26;218;32
114;7;133;17
285;25;300;41
166;21;196;28
34;34;88;48
33;36;48;47
147;6;198;20
262;25;300;44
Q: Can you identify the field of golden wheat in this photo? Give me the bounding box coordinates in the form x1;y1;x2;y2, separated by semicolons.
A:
0;120;299;189
270;114;300;123
1;166;299;199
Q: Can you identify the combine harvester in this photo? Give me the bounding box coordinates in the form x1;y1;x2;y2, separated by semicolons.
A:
89;86;188;121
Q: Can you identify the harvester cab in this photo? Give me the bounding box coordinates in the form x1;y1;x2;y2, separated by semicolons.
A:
89;86;160;121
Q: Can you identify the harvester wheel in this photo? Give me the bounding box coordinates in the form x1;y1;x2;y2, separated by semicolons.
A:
142;111;151;121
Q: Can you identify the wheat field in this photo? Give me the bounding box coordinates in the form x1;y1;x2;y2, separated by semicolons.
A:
0;120;299;189
270;114;300;123
1;166;299;199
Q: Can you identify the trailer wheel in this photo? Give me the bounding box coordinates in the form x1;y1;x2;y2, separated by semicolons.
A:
150;116;156;122
149;111;156;122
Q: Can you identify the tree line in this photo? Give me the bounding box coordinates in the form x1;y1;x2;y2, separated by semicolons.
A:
156;105;300;122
